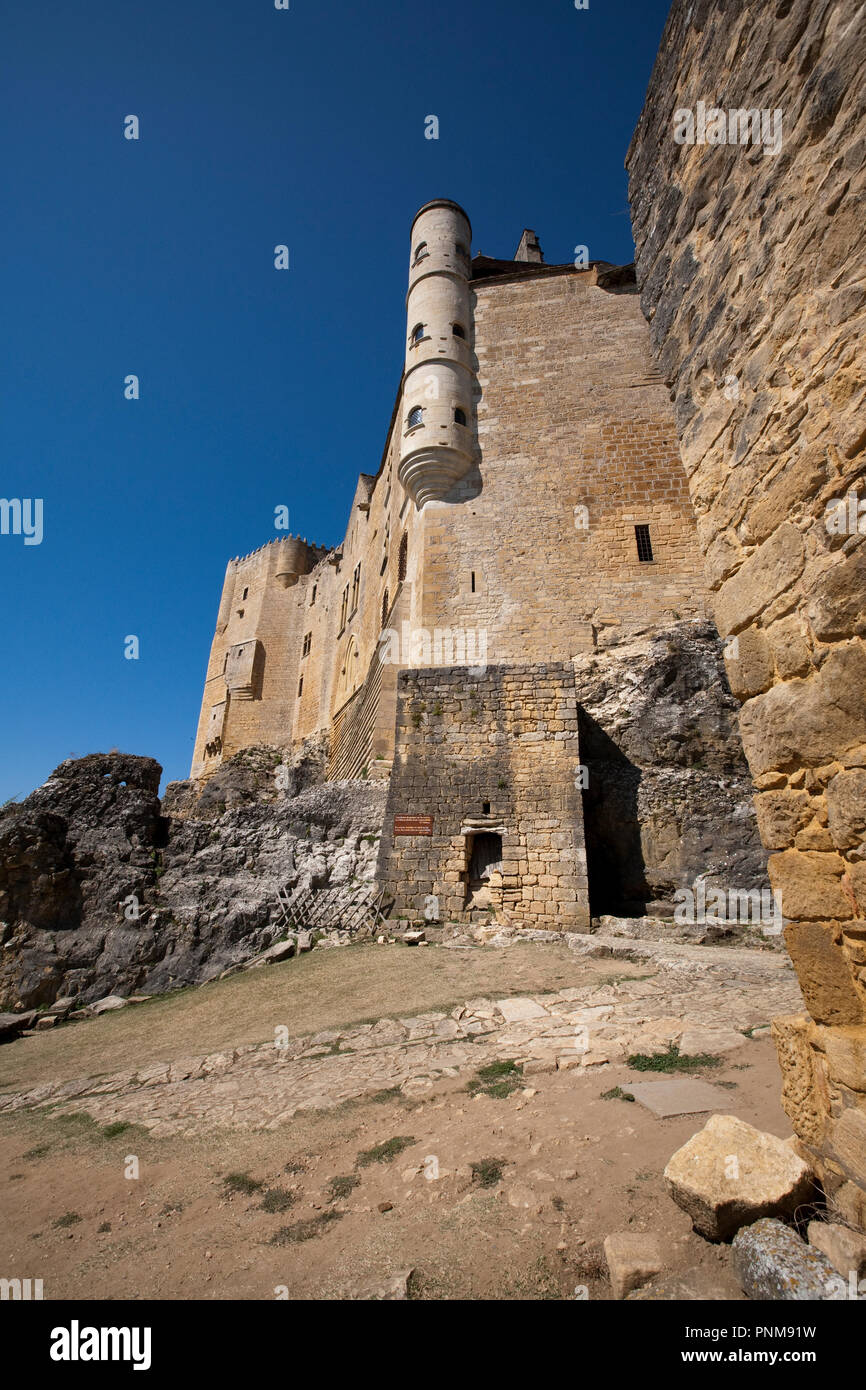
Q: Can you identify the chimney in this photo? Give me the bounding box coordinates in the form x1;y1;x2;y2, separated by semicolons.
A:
514;229;544;263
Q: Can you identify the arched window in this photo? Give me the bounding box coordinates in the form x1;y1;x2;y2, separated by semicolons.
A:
398;531;408;582
381;588;389;629
407;406;424;429
452;323;466;339
412;241;428;264
410;323;425;344
454;408;467;425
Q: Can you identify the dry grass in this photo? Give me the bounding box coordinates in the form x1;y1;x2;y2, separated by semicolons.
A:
0;941;643;1094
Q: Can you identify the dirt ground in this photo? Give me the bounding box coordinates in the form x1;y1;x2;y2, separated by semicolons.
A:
0;940;795;1300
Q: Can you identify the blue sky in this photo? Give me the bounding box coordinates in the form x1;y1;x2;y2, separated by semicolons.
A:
1;0;671;800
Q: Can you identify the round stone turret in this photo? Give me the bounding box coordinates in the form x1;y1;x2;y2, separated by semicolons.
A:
398;199;477;508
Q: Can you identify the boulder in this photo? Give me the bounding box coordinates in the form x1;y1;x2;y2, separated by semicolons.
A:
296;931;313;952
90;995;128;1015
403;929;426;945
807;1221;866;1281
603;1233;663;1299
259;940;295;964
732;1218;848;1300
664;1114;815;1240
0;1010;37;1040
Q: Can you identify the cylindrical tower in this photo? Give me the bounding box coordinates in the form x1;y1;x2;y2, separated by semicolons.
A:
398;199;477;509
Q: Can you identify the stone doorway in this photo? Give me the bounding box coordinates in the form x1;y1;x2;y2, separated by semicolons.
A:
464;831;503;912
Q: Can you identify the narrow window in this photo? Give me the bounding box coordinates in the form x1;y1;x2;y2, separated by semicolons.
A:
310;584;317;605
412;241;428;263
407;406;423;429
635;524;654;562
339;584;349;632
352;563;361;612
302;632;311;658
452;323;466;339
398;532;408;582
381;588;389;628
482;801;490;815
470;571;476;593
454;408;466;425
410;323;425;344
297;676;303;697
242;587;249;600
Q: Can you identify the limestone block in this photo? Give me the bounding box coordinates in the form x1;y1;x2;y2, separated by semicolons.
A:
739;644;866;777
767;849;850;921
603;1233;663;1300
732;1219;847;1301
725;626;773;700
828;1107;866;1188
772;1015;829;1147
664;1114;815;1241
713;524;804;639
783;922;865;1026
826;769;866;850
807;1221;866;1281
754;789;812;851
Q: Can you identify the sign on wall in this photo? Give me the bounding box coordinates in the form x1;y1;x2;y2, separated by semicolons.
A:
393;815;433;836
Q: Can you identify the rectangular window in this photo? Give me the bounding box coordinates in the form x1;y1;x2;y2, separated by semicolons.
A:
297;676;303;697
470;570;476;593
310;584;316;606
635;524;654;562
339;584;349;633
302;632;311;658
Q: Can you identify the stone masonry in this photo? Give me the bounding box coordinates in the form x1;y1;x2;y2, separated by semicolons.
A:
377;664;590;931
627;0;866;1223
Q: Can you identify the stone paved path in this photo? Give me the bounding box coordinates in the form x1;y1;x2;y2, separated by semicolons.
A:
0;936;801;1137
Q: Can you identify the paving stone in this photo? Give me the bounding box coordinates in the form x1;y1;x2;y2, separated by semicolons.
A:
495;997;550;1022
626;1079;734;1118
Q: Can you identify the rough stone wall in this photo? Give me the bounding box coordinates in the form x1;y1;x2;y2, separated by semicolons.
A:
420;268;711;659
376;663;590;930
626;0;866;1222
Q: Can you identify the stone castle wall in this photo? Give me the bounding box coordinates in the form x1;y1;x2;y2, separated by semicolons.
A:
376;663;590;930
626;0;866;1223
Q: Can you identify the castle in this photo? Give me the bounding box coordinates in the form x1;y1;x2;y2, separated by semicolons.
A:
192;198;717;930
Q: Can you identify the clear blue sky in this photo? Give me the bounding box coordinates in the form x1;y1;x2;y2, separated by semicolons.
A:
1;0;671;800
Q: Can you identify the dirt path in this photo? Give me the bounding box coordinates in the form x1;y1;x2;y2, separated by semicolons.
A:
0;935;803;1300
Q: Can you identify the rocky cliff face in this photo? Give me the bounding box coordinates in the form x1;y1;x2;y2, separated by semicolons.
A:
0;748;386;1010
575;621;769;914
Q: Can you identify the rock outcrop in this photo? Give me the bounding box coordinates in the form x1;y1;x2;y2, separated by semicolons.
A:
0;749;386;1010
574;621;769;915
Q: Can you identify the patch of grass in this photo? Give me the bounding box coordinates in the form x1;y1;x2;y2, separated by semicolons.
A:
283;1158;306;1175
97;1221;111;1233
326;1174;361;1201
551;1195;566;1212
53;1211;81;1229
269;1211;343;1245
258;1186;296;1214
23;1144;51;1160
470;1156;506;1188
627;1043;722;1073
572;1244;609;1282
222;1171;264;1195
601;1086;635;1102
368;1086;403;1104
101;1121;133;1138
355;1135;416;1168
467;1058;523;1099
